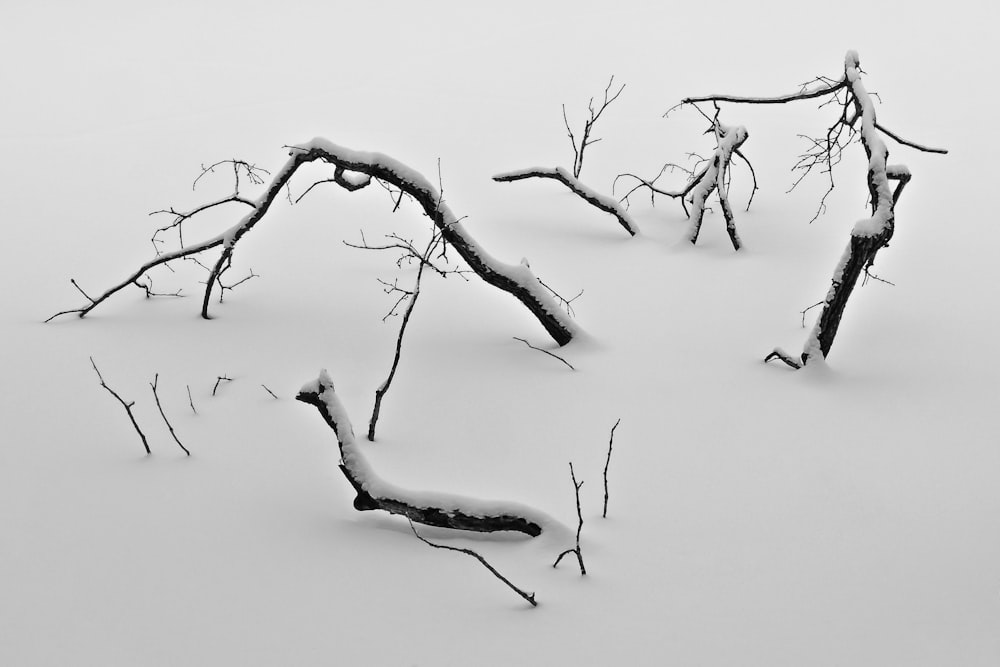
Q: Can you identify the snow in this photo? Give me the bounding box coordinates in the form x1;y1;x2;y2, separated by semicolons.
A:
3;3;998;667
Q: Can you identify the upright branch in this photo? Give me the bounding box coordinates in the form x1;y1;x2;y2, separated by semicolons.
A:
409;521;538;608
150;374;190;456
681;51;946;366
616;108;750;250
493;77;638;236
352;226;461;441
90;357;150;455
296;370;560;537
48;140;578;347
553;462;586;575
603;418;621;518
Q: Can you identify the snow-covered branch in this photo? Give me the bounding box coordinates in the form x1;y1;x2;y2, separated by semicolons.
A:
493;167;638;236
296;370;563;537
48;140;579;346
495;78;637;237
616;119;749;250
761;51;946;367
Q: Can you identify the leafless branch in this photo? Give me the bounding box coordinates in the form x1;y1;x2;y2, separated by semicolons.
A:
513;337;576;371
261;384;279;399
150;374;190;456
603;418;621;518
213;375;232;396
90;357;150;455
409;520;537;607
553;462;586;575
187;384;197;414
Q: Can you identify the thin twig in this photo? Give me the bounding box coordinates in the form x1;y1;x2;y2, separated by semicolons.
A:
553;462;586;575
603;419;621;518
409;520;538;607
213;375;232;396
90;357;150;455
513;337;575;371
150;374;190;456
186;384;197;414
261;384;279;399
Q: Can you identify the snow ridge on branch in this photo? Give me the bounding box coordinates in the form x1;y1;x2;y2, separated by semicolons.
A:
48;140;580;347
296;370;565;537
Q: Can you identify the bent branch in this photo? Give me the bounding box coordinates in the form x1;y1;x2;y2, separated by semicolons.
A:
493;167;638;236
296;370;559;537
49;140;579;346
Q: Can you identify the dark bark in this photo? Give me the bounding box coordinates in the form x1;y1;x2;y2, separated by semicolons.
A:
48;141;577;347
296;375;545;537
493;168;638;236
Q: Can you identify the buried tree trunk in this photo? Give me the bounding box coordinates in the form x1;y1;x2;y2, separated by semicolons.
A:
296;370;557;537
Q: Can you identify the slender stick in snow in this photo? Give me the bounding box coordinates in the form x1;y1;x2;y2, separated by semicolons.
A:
512;337;575;371
150;374;190;456
553;462;586;575
603;418;621;518
409;520;538;608
90;357;150;455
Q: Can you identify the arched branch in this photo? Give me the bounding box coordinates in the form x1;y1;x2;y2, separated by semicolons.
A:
49;140;579;346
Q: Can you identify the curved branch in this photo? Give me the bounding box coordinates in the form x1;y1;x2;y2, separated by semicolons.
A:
50;140;579;346
296;370;558;537
494;167;638;236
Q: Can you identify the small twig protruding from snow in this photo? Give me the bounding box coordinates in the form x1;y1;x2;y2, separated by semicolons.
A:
409;520;538;608
261;384;279;399
213;375;232;396
513;337;576;371
603;419;621;518
90;357;150;455
553;462;586;575
764;348;803;370
150;374;190;456
187;384;197;414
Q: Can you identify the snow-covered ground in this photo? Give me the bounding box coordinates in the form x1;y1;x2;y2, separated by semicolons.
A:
3;2;997;665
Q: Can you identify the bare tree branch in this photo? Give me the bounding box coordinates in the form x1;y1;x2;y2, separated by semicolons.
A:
409;520;538;608
296;370;555;536
90;357;150;455
213;375;232;396
553;462;586;575
603;418;621;518
494;77;636;236
512;337;576;371
150;374;190;456
49;141;579;347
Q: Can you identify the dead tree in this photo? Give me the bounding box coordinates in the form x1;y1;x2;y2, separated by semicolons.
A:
616;108;752;250
494;78;638;236
681;51;945;367
296;369;559;537
47;140;579;347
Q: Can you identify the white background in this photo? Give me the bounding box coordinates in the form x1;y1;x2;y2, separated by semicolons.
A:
3;1;997;665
